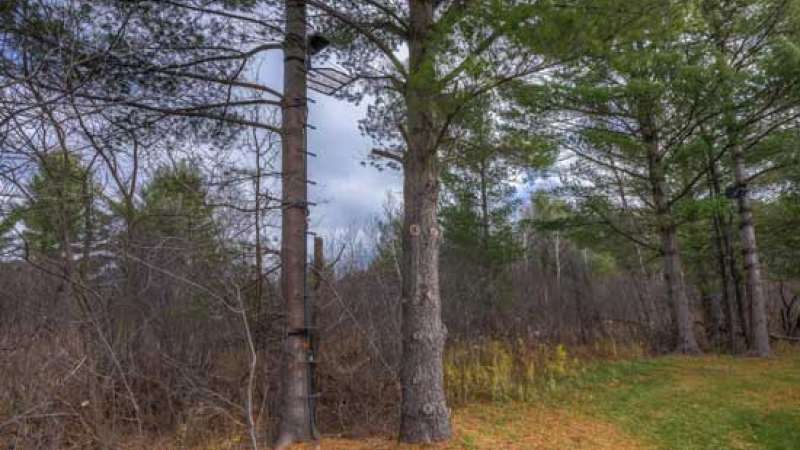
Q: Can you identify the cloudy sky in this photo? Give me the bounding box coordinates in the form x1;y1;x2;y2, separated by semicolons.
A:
253;49;554;242
256;51;402;239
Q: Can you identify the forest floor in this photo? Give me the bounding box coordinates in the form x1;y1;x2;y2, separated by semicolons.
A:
283;348;800;450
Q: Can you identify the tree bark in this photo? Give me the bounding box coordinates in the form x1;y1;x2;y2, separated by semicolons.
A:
660;221;701;354
732;147;771;357
706;156;740;353
647;140;701;354
276;0;314;446
711;209;737;350
722;207;750;347
398;0;452;443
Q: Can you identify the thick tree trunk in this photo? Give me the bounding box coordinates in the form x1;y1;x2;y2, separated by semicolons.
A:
732;148;771;357
276;0;314;446
398;0;451;443
399;150;450;442
648;142;701;354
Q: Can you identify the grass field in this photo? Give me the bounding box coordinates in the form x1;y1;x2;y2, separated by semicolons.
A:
283;348;800;450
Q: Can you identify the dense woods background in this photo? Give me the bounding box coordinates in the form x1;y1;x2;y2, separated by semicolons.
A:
1;0;800;448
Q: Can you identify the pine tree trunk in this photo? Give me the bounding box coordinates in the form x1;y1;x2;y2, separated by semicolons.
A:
399;150;450;442
276;0;314;446
660;222;701;354
648;141;701;354
712;212;738;351
722;208;750;347
732;147;771;357
398;0;452;442
707;157;740;353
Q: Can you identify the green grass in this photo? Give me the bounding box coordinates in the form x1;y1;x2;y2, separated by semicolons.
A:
562;350;800;450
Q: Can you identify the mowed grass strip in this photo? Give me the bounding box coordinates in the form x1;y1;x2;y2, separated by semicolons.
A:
188;349;800;450
570;349;800;450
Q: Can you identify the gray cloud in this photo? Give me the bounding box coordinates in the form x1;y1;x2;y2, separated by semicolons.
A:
255;51;401;239
308;95;401;235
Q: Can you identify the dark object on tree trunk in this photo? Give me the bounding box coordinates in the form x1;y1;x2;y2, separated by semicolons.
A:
724;183;746;200
307;34;330;56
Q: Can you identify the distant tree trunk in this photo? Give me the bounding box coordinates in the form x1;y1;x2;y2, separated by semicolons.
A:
310;236;324;431
276;0;314;446
647;137;701;354
711;212;737;350
778;282;799;338
479;160;489;256
702;290;724;348
720;207;750;347
572;253;595;345
706;156;739;353
660;222;701;354
634;245;655;332
732;147;771;357
477;159;498;316
254;135;265;319
398;0;451;443
554;231;561;288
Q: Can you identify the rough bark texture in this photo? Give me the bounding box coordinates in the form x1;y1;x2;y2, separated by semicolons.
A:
399;151;450;442
647;140;701;354
276;0;314;446
398;0;452;443
732;148;771;357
